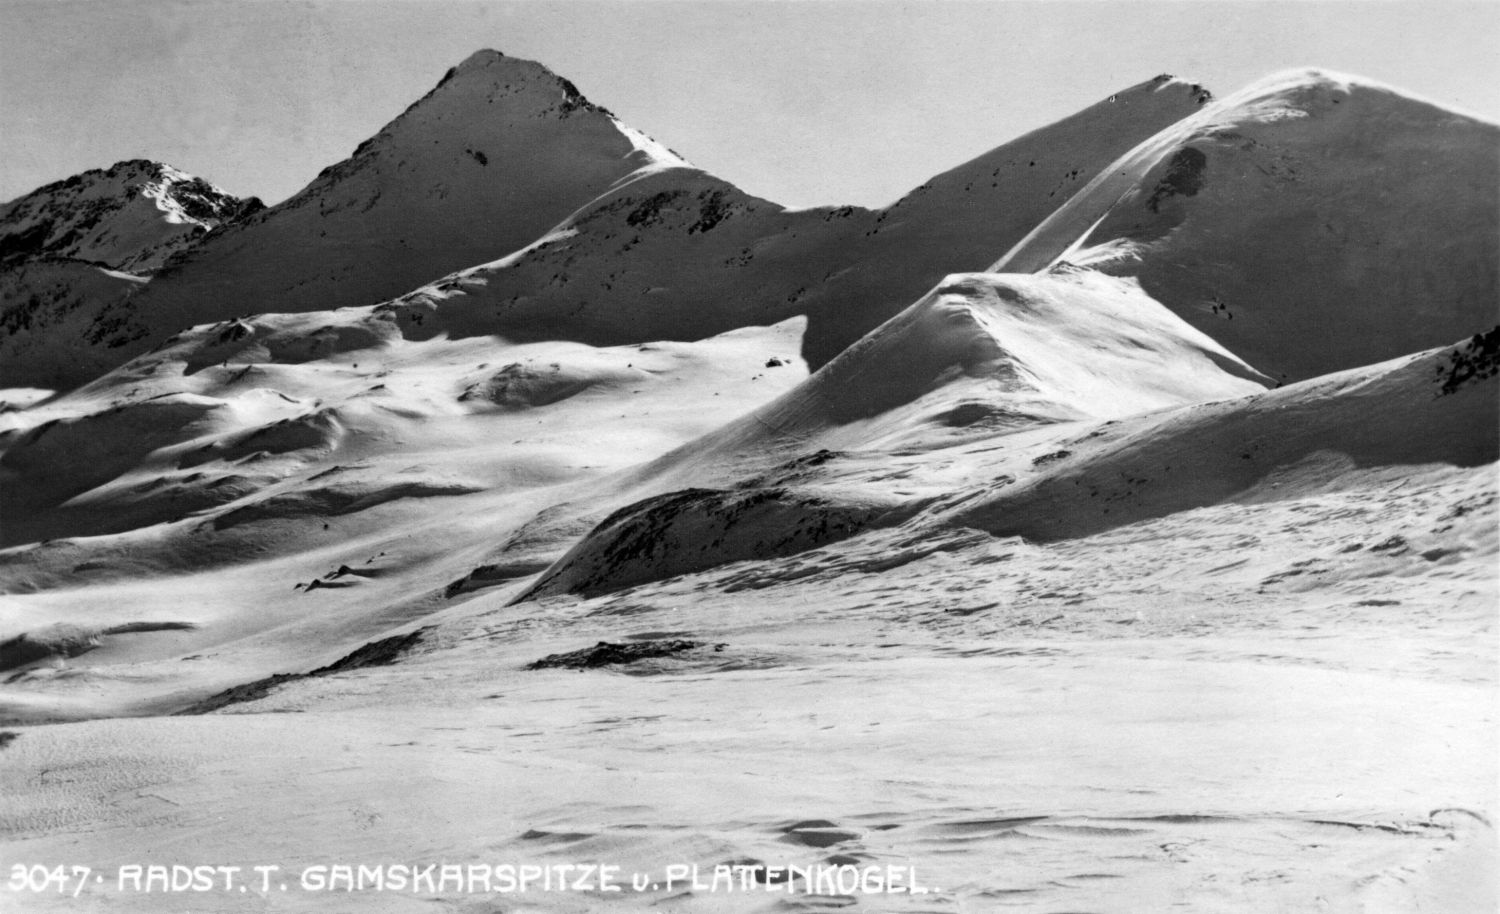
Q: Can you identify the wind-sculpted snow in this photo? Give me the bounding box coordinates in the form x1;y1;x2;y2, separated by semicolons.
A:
641;271;1269;478
507;268;1275;602
0;621;200;673
0;394;228;534
209;477;486;531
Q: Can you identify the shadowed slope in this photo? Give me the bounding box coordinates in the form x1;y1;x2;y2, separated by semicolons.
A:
0;159;260;272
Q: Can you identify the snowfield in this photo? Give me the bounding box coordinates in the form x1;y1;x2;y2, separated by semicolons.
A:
1;50;1496;913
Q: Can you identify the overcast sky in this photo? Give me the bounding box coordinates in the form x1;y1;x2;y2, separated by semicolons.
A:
3;1;1497;209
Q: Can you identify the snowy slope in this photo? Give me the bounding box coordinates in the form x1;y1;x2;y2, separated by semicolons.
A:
994;69;1500;382
0;308;805;550
0;260;147;391
691;269;1268;457
938;328;1500;540
507;270;1269;602
2;329;1492;913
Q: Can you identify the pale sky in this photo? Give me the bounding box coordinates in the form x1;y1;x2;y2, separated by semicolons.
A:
2;1;1497;209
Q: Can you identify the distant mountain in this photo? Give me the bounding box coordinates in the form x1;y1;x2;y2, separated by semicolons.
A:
0;159;261;272
994;69;1500;382
32;49;689;389
0;260;146;391
0;161;261;389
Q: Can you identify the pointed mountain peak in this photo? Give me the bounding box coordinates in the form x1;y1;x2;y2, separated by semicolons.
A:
455;47;505;70
104;158;167;180
419;48;611;119
68;51;689;385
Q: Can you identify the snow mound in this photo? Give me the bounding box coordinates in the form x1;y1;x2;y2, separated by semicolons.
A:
938;328;1500;541
210;476;485;532
656;270;1269;471
513;486;891;602
458;359;648;410
994;68;1500;382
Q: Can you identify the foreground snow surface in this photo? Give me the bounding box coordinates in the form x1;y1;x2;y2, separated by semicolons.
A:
0;284;1495;913
1;460;1494;913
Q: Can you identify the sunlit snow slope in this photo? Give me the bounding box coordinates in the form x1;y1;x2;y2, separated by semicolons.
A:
995;69;1500;382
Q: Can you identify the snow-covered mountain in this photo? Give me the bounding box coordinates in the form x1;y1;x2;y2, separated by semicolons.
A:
995;68;1500;381
0;161;261;390
345;74;1212;369
17;50;690;389
0;159;260;272
0;57;1206;389
1;49;1496;914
